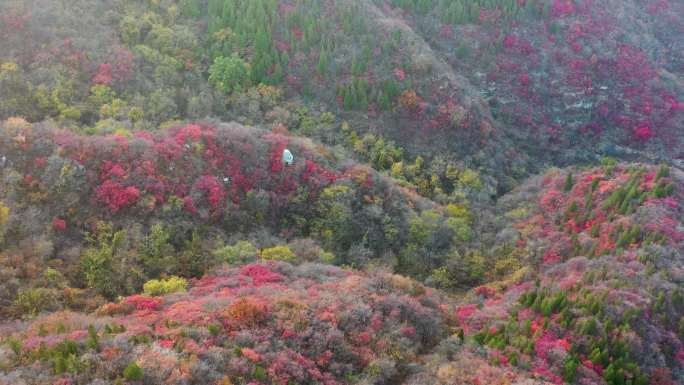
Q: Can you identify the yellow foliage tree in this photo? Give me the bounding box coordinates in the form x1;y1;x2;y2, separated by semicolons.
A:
260;245;296;262
143;276;188;296
0;203;8;227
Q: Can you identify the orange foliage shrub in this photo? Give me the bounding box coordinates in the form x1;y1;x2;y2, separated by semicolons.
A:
96;302;134;316
398;90;420;110
225;297;269;328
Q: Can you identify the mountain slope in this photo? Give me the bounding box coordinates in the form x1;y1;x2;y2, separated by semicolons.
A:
1;162;682;384
0;119;479;312
1;1;683;384
1;0;682;194
427;163;684;385
0;263;451;385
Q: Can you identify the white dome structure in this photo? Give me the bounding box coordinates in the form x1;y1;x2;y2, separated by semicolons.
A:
282;149;294;166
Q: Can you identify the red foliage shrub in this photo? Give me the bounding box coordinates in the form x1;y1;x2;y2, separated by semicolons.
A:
52;378;73;385
94;180;140;213
582;359;604;376
543;252;561;264
270;141;287;173
540;189;565;213
534;331;559;361
183;196;197;214
490;349;509;365
133;131;154;142
519;73;530;86
649;368;675;385
33;157;47;168
100;161;127;180
675;348;684;366
240;264;284;286
122;295;163;311
0;12;31;34
474;286;497;298
194;175;226;210
291;26;303;40
456;304;477;325
174;124;203;145
355;331;371;345
43;123;347;223
158;339;175;349
615;45;654;83
109;47;135;83
634;125;655;141
52;218;67;232
439;25;453;39
93;63;113;85
394;67;406;81
275;40;291;52
241;347;262;363
532;364;563;385
400;326;417;338
551;0;576;18
23;174;34;186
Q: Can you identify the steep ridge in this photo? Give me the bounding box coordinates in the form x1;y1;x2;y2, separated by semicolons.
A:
419;163;684;385
383;0;684;165
350;0;523;193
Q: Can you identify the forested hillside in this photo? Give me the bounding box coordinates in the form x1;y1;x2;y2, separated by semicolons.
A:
3;0;682;192
0;0;682;384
